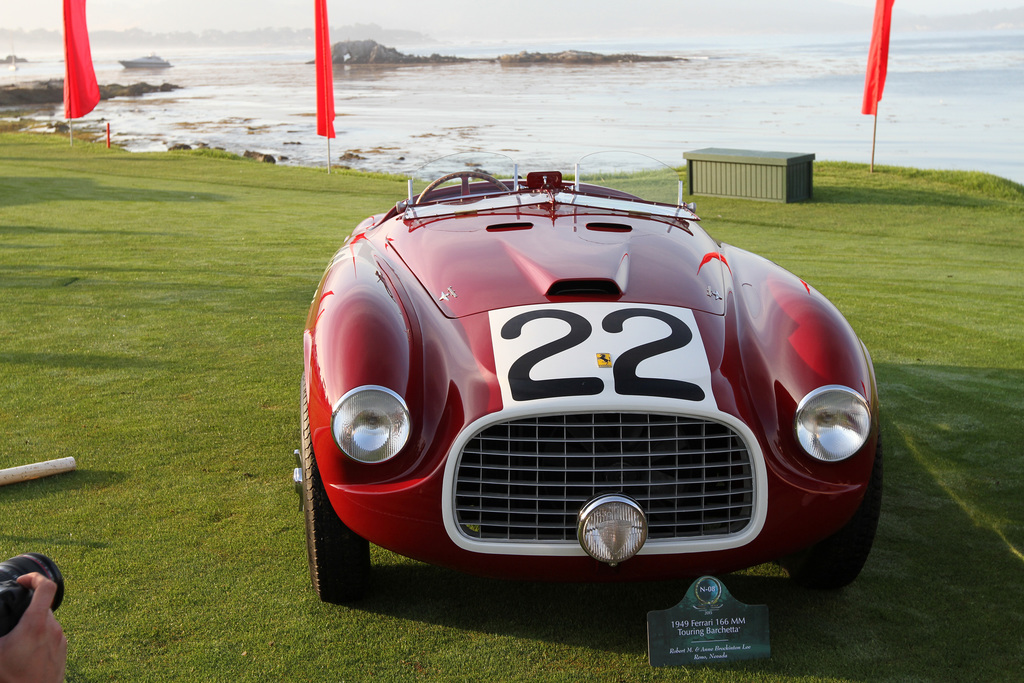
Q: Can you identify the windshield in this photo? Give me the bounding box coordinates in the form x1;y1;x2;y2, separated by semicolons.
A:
575;152;682;206
400;151;684;208
409;152;517;197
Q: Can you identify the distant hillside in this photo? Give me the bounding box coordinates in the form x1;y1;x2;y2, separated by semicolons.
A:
1;8;1021;51
896;7;1024;31
0;23;433;49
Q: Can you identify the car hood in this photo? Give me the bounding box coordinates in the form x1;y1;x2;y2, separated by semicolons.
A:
389;211;728;318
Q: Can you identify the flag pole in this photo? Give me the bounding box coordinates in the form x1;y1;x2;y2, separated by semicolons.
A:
63;0;100;136
862;0;893;174
870;111;878;173
314;0;335;174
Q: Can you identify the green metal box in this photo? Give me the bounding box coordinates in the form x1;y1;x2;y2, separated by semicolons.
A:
684;148;815;203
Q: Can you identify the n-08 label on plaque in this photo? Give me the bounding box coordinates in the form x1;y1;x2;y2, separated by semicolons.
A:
647;576;770;667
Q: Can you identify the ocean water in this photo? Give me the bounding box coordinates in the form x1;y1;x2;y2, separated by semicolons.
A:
4;30;1022;183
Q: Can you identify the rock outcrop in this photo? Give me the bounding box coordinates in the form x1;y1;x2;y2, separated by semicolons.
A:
243;150;277;163
332;40;466;65
0;80;180;106
328;40;680;67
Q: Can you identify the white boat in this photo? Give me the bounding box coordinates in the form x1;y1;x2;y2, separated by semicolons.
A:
119;54;172;69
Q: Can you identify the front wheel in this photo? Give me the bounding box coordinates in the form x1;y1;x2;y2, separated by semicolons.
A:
781;436;884;589
300;376;370;602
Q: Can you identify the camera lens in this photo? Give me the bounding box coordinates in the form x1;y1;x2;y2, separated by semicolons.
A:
0;553;64;637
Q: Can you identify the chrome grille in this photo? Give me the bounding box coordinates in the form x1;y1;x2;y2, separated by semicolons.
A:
454;413;754;543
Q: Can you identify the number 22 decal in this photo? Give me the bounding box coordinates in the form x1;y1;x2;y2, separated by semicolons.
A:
500;307;706;402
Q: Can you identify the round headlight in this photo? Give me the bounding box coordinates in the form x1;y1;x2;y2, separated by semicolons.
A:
331;386;410;463
577;494;648;566
795;385;871;462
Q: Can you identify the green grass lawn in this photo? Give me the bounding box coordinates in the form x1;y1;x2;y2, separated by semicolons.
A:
1;132;1022;682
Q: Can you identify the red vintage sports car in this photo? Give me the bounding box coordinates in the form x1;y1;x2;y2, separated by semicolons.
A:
296;152;881;602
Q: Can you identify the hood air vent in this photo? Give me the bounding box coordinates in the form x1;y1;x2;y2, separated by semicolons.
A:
586;222;632;232
547;279;622;296
487;222;534;231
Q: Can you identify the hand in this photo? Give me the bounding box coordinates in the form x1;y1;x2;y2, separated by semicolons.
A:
0;573;67;683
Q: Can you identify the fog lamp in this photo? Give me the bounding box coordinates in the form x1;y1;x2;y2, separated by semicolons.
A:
331;385;410;463
577;494;648;566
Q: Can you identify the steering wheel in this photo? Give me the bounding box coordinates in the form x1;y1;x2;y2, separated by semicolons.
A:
414;170;510;205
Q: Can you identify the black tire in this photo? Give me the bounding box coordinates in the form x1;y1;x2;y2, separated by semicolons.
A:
781;436;884;589
300;375;371;602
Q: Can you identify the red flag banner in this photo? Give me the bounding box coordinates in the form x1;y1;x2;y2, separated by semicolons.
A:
315;0;336;138
861;0;895;116
63;0;100;120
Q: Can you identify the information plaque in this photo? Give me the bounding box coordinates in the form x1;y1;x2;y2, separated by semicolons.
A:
647;576;770;667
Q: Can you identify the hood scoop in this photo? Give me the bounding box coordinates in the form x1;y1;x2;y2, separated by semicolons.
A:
547;279;623;297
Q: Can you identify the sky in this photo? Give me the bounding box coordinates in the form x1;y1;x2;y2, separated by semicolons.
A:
5;0;1023;37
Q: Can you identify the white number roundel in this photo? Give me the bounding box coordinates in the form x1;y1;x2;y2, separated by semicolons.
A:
488;303;716;410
